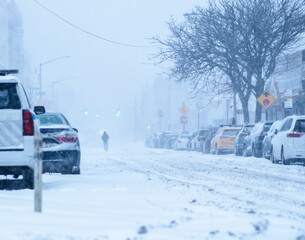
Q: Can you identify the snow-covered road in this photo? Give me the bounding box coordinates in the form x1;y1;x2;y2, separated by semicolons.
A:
1;143;305;240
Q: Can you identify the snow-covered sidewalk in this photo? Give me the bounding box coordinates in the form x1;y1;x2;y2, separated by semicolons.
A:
0;144;305;240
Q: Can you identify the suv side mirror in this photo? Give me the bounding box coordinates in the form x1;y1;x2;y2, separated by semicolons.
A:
274;129;278;135
34;106;45;115
73;128;78;133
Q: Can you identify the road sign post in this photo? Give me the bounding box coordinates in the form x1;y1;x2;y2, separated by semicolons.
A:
179;103;189;132
180;115;188;132
179;103;189;115
284;89;293;109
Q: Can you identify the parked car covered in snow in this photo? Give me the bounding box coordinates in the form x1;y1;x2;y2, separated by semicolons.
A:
187;131;196;150
243;121;273;157
234;124;255;156
160;131;179;149
262;120;282;159
271;115;305;165
151;132;162;148
36;112;81;174
210;126;241;155
191;129;208;152
202;127;218;154
0;70;41;189
174;133;191;150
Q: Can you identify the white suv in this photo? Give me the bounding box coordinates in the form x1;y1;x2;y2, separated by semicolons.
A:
271;115;305;165
0;70;40;188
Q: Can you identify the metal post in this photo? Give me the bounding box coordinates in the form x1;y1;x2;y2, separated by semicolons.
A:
39;63;42;99
39;56;71;102
197;111;200;130
34;132;43;212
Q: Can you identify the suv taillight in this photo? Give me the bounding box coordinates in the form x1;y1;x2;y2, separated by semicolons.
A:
23;110;34;136
287;131;303;138
240;133;248;136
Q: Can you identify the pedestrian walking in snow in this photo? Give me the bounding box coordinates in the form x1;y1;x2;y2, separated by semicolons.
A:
102;131;109;151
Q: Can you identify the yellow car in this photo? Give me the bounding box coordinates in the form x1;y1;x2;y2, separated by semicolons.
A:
211;126;241;155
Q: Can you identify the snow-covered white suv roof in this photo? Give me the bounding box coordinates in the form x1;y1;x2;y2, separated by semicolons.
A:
0;75;19;83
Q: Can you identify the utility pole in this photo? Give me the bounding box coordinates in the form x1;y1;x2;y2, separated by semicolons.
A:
233;91;237;125
39;56;70;102
168;79;171;131
226;99;229;124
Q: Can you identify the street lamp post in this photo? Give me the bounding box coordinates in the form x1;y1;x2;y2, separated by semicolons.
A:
52;77;75;110
39;56;70;99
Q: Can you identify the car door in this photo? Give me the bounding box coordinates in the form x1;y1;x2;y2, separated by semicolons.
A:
211;128;221;152
273;118;293;159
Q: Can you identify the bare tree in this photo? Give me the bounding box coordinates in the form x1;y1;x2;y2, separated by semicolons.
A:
154;0;305;122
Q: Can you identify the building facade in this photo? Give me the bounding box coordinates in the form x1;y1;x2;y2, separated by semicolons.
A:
0;0;26;83
266;49;305;120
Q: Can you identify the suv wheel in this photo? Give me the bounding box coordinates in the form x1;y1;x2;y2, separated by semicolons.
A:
281;149;290;165
252;145;256;157
23;169;34;189
215;145;220;155
270;147;277;164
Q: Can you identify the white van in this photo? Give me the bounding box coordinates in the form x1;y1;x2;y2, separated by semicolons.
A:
0;70;40;188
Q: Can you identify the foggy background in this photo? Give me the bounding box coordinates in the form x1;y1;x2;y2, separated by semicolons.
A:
15;0;207;146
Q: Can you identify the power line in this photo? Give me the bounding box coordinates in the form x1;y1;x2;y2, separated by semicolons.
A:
32;0;153;48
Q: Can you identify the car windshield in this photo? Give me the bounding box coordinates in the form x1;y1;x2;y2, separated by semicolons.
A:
263;123;273;132
180;135;190;138
269;121;282;132
223;129;239;136
294;120;305;132
37;114;67;126
243;125;254;133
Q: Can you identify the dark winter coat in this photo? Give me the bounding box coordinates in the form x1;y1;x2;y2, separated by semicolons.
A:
102;132;109;142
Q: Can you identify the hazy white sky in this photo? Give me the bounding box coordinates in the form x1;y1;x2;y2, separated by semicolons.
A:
15;0;206;139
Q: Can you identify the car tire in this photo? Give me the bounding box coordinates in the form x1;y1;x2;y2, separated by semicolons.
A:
210;146;215;155
23;169;34;189
281;148;290;165
72;166;81;174
215;145;220;155
262;146;267;159
270;147;277;164
243;144;249;157
235;148;241;156
252;145;256;157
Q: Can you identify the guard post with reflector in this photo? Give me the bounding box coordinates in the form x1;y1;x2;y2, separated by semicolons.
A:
34;126;43;212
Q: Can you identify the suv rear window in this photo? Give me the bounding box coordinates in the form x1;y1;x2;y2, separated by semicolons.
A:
0;83;21;109
199;130;207;136
294;120;305;132
263;123;273;132
223;130;239;136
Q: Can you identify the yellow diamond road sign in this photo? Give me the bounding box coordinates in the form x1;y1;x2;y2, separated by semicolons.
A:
179;103;189;115
257;90;276;110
